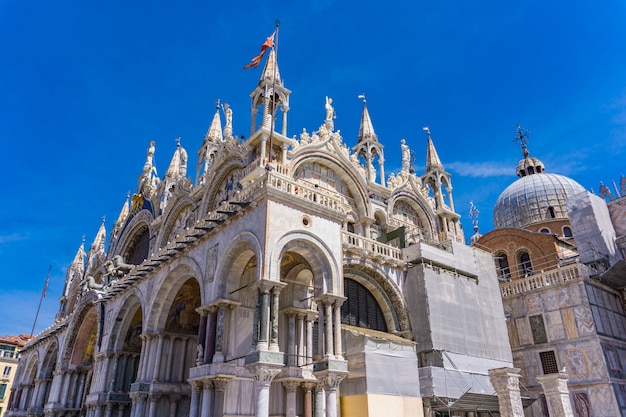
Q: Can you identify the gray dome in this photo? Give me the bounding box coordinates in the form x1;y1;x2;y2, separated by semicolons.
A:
493;173;586;229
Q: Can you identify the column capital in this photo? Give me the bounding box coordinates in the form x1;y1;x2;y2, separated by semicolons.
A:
321;373;345;391
212;377;232;392
129;392;147;402
313;294;346;306
301;382;316;392
148;392;161;402
248;365;282;388
190;381;203;392
252;279;287;294
282;379;301;391
202;380;214;390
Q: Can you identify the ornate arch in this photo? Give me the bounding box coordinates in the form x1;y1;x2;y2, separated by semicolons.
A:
199;158;246;216
155;198;196;250
271;230;340;295
214;231;264;299
106;294;144;352
343;264;411;335
290;152;371;220
145;259;203;332
62;304;99;369
114;209;154;264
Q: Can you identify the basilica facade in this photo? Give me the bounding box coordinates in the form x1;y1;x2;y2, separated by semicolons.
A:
6;50;515;417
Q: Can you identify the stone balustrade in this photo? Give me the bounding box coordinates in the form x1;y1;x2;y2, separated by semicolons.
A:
500;260;591;298
342;231;403;261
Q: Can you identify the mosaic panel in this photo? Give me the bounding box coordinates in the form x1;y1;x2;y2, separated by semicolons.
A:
516;317;533;346
574;306;596;336
545;311;565;341
525;293;543;315
529;314;548;344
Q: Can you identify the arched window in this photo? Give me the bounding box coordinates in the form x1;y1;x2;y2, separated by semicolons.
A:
496;254;511;281
547;206;556;219
563;226;573;238
126;227;150;265
519;251;533;277
540;228;550;234
341;278;387;332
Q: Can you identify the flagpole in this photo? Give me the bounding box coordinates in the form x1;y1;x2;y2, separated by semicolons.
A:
267;19;280;166
31;266;51;337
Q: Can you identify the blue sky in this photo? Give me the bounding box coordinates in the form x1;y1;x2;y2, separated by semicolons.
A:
1;0;625;336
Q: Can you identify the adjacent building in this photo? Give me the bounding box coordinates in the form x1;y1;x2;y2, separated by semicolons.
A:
0;335;31;417
476;133;626;417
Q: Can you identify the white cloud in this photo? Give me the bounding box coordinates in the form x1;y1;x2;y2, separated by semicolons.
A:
0;233;26;244
446;161;513;178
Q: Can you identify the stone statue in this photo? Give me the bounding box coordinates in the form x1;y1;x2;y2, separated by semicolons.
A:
196;344;204;366
401;139;410;172
82;276;105;294
104;255;135;279
325;96;334;122
300;128;311;145
223;103;233;138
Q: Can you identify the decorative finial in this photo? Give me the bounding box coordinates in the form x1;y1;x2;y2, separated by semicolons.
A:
358;94;366;104
101;215;106;224
215;99;220;109
81;235;86;244
423;126;431;137
275;19;280;28
514;124;531;158
469;201;480;232
175;137;181;146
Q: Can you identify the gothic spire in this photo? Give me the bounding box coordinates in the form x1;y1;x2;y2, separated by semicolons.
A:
357;99;378;143
90;218;107;254
165;138;188;180
260;48;281;85
204;104;223;143
114;192;130;228
424;127;443;172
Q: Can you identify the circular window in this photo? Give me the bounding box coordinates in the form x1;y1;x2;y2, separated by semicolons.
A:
302;216;312;227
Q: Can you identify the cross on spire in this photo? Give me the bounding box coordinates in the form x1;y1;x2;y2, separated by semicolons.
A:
514;124;531;157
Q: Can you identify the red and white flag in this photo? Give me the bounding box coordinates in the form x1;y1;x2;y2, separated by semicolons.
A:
243;32;275;70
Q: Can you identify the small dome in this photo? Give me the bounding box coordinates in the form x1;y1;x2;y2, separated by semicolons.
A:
494;173;586;229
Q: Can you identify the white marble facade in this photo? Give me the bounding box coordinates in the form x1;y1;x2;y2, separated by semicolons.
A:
7;50;513;417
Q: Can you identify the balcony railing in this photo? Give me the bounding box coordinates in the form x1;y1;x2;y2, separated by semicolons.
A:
499;260;591;297
342;231;403;261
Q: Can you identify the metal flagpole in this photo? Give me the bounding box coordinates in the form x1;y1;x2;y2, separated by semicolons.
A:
31;266;52;337
267;19;280;167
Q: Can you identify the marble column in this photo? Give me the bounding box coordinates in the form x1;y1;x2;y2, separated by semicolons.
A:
205;309;217;364
306;312;316;365
488;367;524;417
200;380;214;417
314;382;325;417
109;354;120;392
333;300;343;359
152;336;164;382
283;380;300;417
323;375;345;417
130;392;147;417
297;314;305;366
258;288;270;351
104;403;114;417
536;373;574;417
189;382;202;417
213;378;231;417
168;394;180;417
269;286;283;352
250;366;281;417
324;302;333;357
147;393;160;417
164;337;175;381
213;305;226;363
302;382;315;417
287;312;296;367
196;311;208;365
